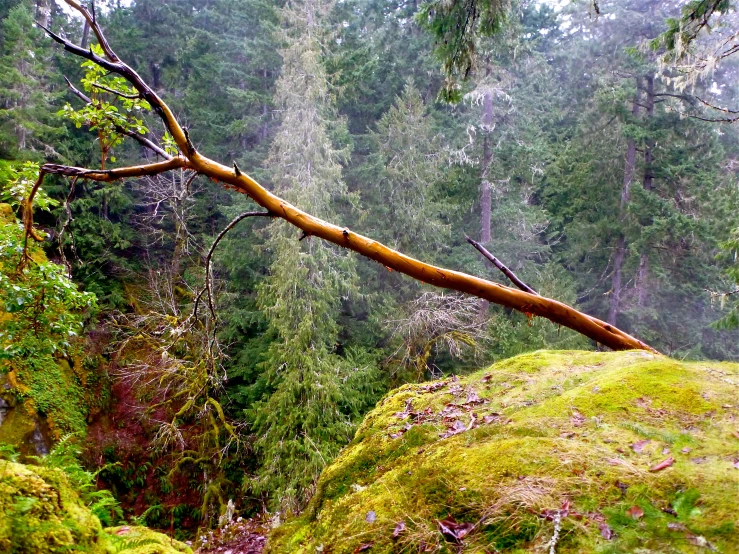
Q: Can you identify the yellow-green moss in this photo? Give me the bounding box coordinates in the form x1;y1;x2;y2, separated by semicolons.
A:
0;459;191;554
267;350;739;553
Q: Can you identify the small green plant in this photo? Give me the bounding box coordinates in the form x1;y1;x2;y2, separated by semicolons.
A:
34;434;125;527
0;166;98;437
0;443;20;462
0;161;58;213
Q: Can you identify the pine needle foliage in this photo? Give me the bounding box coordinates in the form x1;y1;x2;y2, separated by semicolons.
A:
250;0;380;514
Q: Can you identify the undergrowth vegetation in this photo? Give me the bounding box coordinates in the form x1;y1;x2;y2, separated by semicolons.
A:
0;437;192;553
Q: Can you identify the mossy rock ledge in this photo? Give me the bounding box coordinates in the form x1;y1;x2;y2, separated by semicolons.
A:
0;459;191;554
267;350;739;553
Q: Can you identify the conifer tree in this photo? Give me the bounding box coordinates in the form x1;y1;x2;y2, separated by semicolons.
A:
369;80;447;256
0;1;62;158
250;0;373;513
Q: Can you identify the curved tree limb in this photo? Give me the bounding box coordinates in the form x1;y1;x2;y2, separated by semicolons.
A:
37;0;659;354
193;210;272;320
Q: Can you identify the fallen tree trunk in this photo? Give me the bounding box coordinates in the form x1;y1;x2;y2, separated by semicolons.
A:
37;0;658;354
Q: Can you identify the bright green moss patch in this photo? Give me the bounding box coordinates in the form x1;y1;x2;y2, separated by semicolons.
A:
267;350;739;553
0;459;191;553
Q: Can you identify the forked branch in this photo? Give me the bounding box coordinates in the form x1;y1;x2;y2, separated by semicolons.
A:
35;0;658;354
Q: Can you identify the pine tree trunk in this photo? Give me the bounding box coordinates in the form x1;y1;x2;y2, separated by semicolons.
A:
478;75;494;316
81;20;91;49
35;0;50;28
608;78;641;326
637;75;655;308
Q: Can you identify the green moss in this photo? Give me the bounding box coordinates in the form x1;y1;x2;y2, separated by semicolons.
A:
0;459;191;554
267;350;739;553
0;459;102;552
0;394;37;451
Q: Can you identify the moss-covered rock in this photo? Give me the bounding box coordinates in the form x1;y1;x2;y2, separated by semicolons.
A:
0;459;191;553
267;350;739;553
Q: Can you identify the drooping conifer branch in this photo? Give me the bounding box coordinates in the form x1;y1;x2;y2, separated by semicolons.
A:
36;0;658;354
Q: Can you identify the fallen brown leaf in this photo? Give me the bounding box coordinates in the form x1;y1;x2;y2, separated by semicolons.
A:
599;523;613;540
354;543;373;553
649;457;675;472
571;411;586;427
631;439;650;453
626;506;644;520
440;419;467;439
437;517;474;542
667;522;688;531
466;390;482;403
615;481;629;495
635;397;652;408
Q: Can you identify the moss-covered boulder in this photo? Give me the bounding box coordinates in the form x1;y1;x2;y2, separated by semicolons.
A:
268;350;739;553
0;459;191;553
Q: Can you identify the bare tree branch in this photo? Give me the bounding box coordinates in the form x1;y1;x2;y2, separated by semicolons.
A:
34;0;659;354
193;210;271;320
90;81;141;99
466;236;537;295
43;157;190;181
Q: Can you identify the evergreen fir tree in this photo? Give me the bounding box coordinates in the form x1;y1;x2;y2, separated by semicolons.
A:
0;1;62;159
250;0;376;513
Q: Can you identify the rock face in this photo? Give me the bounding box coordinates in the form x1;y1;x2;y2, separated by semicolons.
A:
268;350;739;553
0;459;192;554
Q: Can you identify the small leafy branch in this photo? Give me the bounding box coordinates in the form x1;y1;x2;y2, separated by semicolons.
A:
58;44;153;168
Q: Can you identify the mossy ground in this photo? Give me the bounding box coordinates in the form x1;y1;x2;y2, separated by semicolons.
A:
267;350;739;553
0;459;192;553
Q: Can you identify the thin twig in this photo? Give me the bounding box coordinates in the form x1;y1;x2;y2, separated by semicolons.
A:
90;81;141;99
193;210;271;320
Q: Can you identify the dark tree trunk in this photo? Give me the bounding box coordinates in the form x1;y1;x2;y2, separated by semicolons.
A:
608;77;641;326
637;76;655;308
479;69;494;316
480;89;493;246
81;20;91;49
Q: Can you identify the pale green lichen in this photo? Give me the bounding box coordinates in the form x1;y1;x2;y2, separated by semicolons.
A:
0;459;191;554
267;350;739;553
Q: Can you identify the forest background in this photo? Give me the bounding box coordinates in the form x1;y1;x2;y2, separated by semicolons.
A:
2;0;739;536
